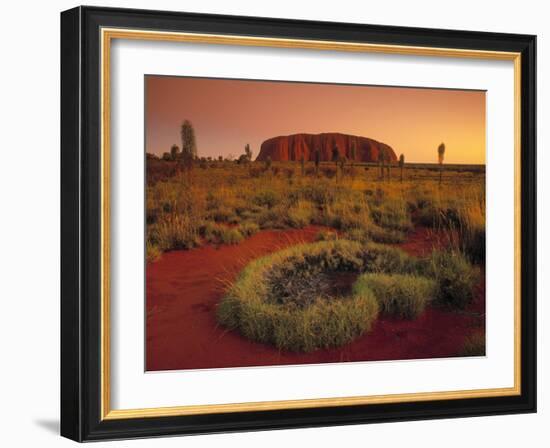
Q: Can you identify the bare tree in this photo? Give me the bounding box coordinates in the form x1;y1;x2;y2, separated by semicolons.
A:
332;144;340;182
339;156;347;180
386;151;392;182
438;142;446;185
350;141;357;177
244;143;253;162
378;149;384;180
180;120;197;171
314;148;320;176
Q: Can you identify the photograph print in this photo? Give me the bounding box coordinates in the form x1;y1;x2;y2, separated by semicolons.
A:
145;76;486;372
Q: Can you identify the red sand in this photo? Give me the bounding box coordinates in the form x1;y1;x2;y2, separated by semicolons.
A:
146;226;485;371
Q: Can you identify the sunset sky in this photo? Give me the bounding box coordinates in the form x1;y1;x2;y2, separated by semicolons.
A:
145;76;486;164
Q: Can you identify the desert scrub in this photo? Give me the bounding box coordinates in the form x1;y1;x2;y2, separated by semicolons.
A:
316;229;338;241
253;188;281;208
356;273;436;319
257;205;291;229
146;241;162;262
148;214;200;251
238;221;260;237
200;222;249;244
459;331;486;356
361;242;415;274
370;198;412;232
367;226;406;244
286;200;315;228
422;249;479;309
217;240;416;352
457;201;485;264
344;226;406;244
323;196;372;231
219;227;244;245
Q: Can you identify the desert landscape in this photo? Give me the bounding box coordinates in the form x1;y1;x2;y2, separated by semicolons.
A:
145;77;486;371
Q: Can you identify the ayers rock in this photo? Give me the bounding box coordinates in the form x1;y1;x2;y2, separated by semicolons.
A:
256;132;397;163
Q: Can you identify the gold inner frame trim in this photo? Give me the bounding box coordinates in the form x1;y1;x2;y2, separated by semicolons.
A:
100;27;522;421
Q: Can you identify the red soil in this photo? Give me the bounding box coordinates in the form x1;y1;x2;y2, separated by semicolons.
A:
146;226;485;371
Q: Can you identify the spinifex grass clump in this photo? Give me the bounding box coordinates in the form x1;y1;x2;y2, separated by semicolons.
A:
459;331;486;357
410;183;485;265
148;214;201;252
370;198;412;232
420;249;479;309
217;240;415;352
355;273;436;319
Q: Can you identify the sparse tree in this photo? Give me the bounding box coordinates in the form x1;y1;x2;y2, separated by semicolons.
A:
378;147;392;181
218;155;223;162
162;152;171;161
332;145;341;182
314;148;321;176
438;142;446;185
300;154;305;176
350;141;357;177
378;149;384;180
339;156;347;180
244;143;253;162
180;120;197;171
170;144;180;161
399;153;405;182
332;145;340;166
265;156;272;172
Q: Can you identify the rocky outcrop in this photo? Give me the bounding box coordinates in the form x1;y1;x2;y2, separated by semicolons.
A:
256;132;396;163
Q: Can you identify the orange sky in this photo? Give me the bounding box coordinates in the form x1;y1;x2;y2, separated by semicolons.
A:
146;76;486;164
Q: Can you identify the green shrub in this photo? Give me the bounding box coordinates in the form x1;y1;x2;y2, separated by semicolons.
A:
146;241;162;262
257;204;290;229
343;228;368;242
200;222;249;244
219;227;244;245
361;242;414;274
460;224;485;264
253;189;280;208
239;221;260;237
459;331;486;356
371;198;412;231
366;226;406;244
316;230;338;241
356;273;436;319
287;200;315;228
324;198;372;231
422;250;478;309
457;203;485;264
149;214;200;251
201;221;220;242
340;226;402;244
301;182;334;207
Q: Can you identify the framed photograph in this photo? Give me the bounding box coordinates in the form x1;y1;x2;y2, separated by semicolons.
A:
61;6;536;442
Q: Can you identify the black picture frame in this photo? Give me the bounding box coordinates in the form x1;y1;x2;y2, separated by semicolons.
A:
61;5;536;442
